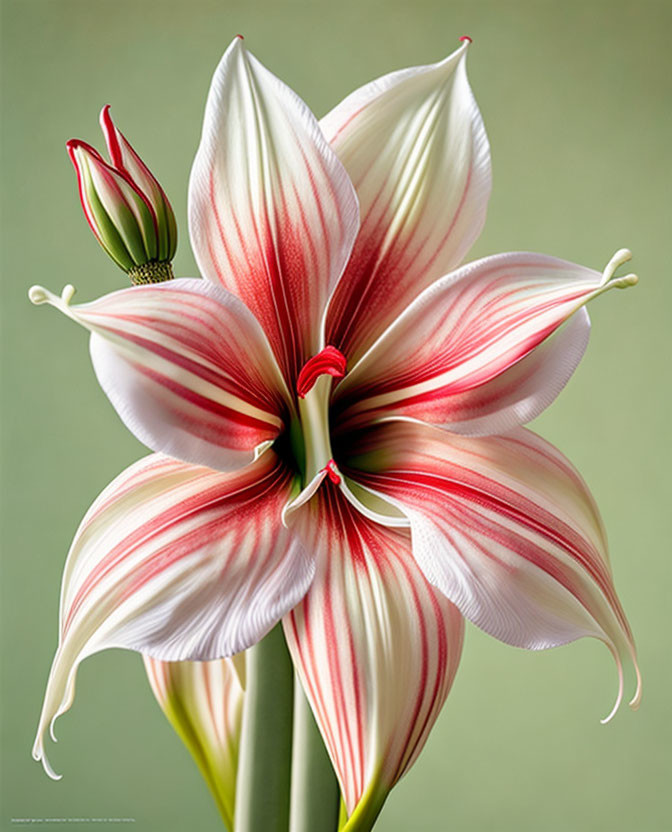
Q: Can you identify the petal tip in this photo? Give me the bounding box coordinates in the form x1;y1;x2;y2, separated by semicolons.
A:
32;740;63;781
459;35;473;44
98;104;125;170
65;138;98;158
600;643;625;725
628;659;643;711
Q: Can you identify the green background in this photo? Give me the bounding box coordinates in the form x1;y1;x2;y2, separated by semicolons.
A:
1;1;670;830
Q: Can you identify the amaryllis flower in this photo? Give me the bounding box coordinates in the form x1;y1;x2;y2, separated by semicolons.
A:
30;35;640;824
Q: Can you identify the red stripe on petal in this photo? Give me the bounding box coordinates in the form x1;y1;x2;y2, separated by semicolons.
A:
344;421;640;717
189;38;359;387
335;253;605;434
322;46;491;363
34;452;313;780
283;485;463;815
63;278;292;472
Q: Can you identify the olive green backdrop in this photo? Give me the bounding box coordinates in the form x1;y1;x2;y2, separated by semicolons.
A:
1;1;670;830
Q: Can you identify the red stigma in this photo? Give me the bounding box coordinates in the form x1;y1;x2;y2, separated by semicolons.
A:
296;346;347;399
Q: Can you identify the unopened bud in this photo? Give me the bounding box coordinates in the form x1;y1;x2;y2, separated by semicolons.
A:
67;106;177;284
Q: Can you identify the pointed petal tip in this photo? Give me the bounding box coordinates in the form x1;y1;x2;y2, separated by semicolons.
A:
600;640;641;723
65;139;94;168
65;138;99;157
98;104;124;169
49;714;60;743
629;656;643;711
459;35;473;44
99;104;114;139
599;656;624;725
32;740;63;781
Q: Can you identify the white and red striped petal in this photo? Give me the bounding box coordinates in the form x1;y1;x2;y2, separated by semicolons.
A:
346;420;641;720
323;38;491;364
335;251;637;434
29;278;292;471
189;36;359;385
283;486;463;822
33;451;312;779
144;655;244;828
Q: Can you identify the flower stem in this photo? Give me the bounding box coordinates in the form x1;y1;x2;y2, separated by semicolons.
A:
289;677;341;832
340;782;388;832
234;625;294;832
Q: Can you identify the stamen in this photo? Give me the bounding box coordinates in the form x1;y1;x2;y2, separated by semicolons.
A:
29;284;76;308
600;248;638;288
296;346;346;399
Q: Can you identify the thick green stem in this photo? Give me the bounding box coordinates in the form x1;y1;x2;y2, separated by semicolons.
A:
289;678;341;832
234;625;294;832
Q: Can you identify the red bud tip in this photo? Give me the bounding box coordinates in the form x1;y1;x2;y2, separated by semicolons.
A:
65;138;105;164
99;104;123;169
236;34;244;40
459;35;473;43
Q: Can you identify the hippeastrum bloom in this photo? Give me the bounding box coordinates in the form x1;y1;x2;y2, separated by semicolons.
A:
67;105;177;283
30;35;641;824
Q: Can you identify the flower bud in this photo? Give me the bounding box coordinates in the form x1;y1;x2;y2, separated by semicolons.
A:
144;655;244;828
67;106;177;283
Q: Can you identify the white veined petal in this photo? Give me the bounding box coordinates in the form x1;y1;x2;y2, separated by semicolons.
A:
346;420;641;722
33;451;312;779
189;36;360;385
336;251;635;434
323;39;491;363
29;278;292;472
283;485;463;820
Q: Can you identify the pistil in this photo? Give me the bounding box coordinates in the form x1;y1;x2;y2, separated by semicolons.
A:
296;346;346;483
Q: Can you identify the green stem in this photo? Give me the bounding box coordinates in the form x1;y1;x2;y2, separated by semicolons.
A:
340;782;388;832
234;625;294;832
289;678;341;832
